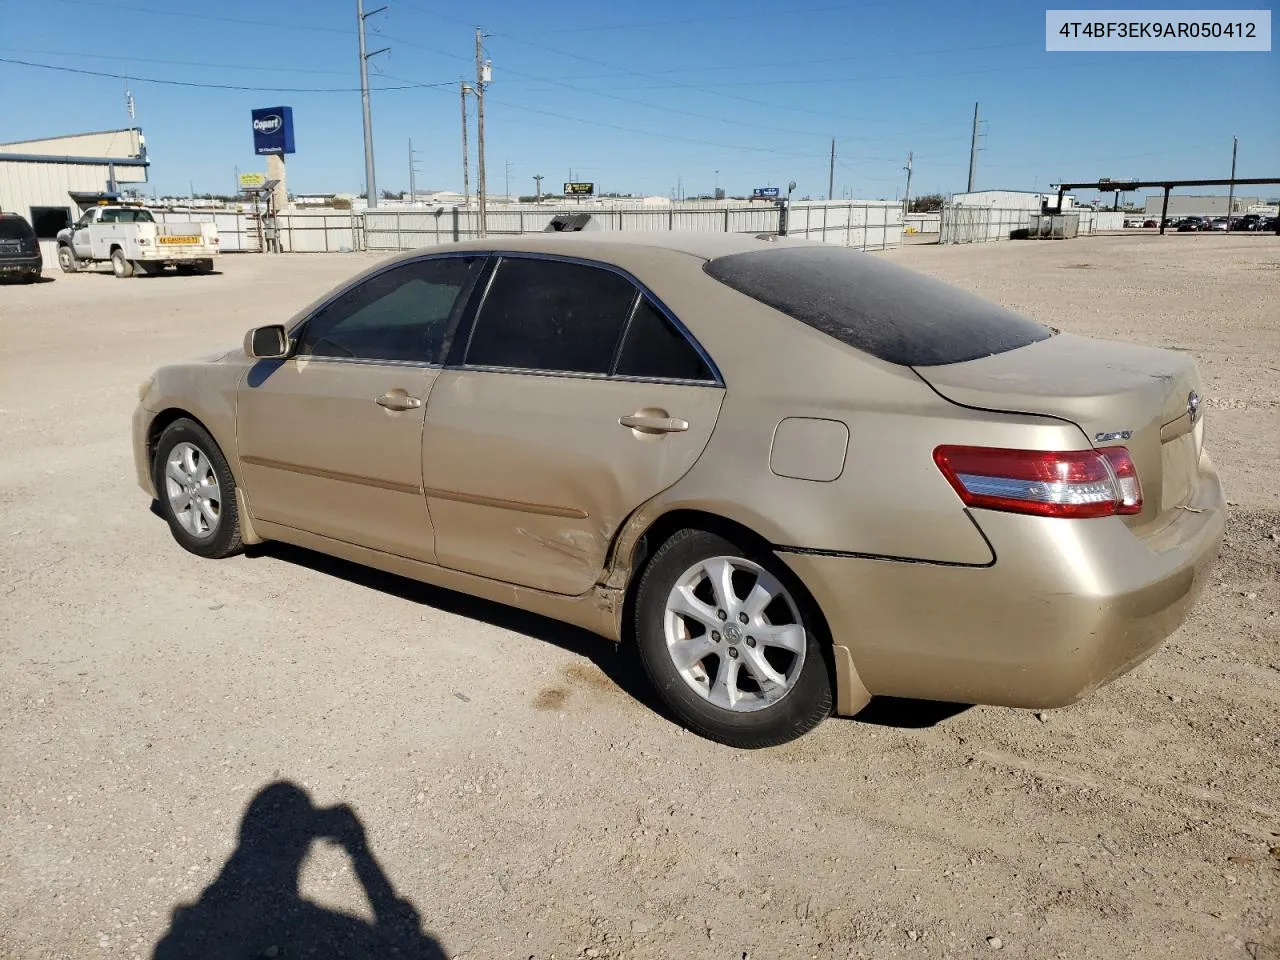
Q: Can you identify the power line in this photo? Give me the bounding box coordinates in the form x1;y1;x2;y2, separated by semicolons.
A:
538;0;915;34
0;46;351;76
47;0;351;34
0;57;455;93
483;32;898;130
482;96;820;159
387;3;959;129
523;41;1029;82
580;52;1199;91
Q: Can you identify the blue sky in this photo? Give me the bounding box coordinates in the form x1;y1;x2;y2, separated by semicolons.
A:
1;0;1276;202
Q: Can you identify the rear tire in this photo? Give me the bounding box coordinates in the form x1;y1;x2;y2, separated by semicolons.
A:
633;529;833;748
194;258;214;275
110;248;134;278
152;418;244;560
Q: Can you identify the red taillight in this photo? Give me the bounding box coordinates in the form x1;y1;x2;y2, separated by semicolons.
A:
933;445;1143;518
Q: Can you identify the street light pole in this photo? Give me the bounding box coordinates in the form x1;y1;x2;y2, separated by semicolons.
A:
533;174;543;203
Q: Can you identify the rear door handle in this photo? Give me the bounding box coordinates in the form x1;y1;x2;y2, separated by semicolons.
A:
375;392;422;411
619;412;689;434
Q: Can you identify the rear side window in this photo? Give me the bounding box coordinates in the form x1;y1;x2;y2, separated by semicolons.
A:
616;298;714;382
465;258;637;374
703;246;1052;366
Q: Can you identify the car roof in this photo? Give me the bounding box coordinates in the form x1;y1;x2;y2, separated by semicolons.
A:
379;230;820;266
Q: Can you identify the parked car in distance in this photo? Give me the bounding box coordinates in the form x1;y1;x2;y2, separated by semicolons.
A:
132;235;1226;748
1176;216;1206;232
1206;217;1229;232
1142;219;1159;228
1229;214;1263;231
0;212;43;282
56;203;219;278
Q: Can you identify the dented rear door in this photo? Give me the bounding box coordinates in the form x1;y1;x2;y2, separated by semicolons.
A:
421;371;722;595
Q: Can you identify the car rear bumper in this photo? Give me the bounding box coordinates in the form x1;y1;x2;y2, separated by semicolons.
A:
144;251;217;261
0;254;42;273
780;454;1225;713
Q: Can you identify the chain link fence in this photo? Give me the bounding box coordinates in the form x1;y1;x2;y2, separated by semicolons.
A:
939;206;1129;244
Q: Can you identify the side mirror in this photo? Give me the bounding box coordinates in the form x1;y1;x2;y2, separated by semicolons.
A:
244;324;290;359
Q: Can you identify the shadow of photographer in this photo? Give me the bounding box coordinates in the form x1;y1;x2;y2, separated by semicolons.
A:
153;781;446;960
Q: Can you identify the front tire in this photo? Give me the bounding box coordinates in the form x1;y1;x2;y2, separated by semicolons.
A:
57;245;79;273
110;248;135;278
634;529;833;748
152;419;243;559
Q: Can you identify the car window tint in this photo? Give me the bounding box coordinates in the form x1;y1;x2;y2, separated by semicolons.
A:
0;218;35;240
704;246;1052;367
615;298;714;381
296;257;478;363
466;258;637;374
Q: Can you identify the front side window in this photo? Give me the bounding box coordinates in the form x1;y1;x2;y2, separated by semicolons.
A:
464;257;637;374
76;210;96;228
295;257;479;363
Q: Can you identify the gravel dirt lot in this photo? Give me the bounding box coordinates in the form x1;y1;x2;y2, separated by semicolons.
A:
2;233;1277;960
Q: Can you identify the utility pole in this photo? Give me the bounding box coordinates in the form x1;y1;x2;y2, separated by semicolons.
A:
966;102;980;192
474;27;490;237
1226;135;1238;230
505;160;512;201
460;82;471;208
408;138;421;204
903;151;913;214
357;0;389;210
828;137;836;201
533;174;543;203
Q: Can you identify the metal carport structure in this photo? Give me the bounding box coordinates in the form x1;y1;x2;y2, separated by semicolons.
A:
1049;177;1280;234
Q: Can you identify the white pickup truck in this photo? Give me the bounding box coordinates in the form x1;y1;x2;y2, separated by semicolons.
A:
56;205;219;278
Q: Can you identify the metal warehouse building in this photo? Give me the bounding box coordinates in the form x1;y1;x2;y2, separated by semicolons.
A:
0;128;150;262
949;190;1076;210
1141;194;1269;218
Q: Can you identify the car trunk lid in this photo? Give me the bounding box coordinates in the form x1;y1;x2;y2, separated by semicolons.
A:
915;333;1205;527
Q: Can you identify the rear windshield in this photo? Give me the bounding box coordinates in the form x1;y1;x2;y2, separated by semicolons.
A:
0;217;35;240
703;246;1052;366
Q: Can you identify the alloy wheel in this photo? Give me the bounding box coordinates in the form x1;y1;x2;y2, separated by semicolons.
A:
163;441;221;539
663;556;807;712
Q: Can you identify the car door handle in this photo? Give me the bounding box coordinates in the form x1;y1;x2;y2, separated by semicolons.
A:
375;392;422;411
619;412;689;434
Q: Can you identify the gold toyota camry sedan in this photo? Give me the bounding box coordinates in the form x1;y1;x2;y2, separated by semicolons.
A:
133;233;1224;747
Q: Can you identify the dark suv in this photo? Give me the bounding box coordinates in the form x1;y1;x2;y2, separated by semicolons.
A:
0;213;43;282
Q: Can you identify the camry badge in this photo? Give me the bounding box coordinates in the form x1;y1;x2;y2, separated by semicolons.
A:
1094;430;1133;442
